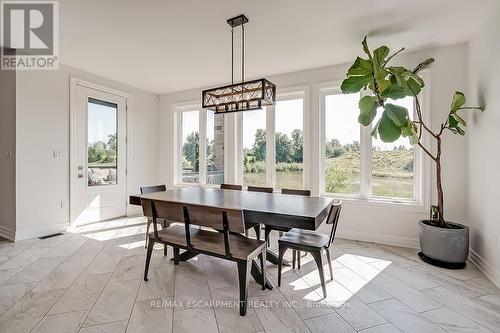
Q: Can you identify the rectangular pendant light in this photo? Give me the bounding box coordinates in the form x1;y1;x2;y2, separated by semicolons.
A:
201;15;276;114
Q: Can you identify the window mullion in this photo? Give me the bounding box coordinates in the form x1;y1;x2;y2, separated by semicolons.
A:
266;106;276;188
359;90;372;199
199;110;207;186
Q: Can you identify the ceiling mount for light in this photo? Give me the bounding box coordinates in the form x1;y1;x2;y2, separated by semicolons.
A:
202;14;276;114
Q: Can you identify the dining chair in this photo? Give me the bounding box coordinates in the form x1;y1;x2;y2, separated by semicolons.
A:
143;201;266;316
246;186;273;240
140;185;168;253
277;199;342;298
220;183;243;191
264;188;311;269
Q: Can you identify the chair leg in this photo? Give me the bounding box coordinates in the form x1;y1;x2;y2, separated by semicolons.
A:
253;224;261;240
325;248;333;280
311;250;327;298
173;247;180;265
264;226;272;246
237;260;251;316
277;245;287;287
164;244;168;257
260;248;266;290
144;218;151;249
297;250;301;270
292;250;296;269
144;238;155;281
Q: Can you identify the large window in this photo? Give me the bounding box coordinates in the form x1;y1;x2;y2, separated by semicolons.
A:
181;110;199;183
321;90;421;202
240;95;305;189
324;93;361;195
275;99;303;189
242;109;267;187
178;108;224;185
371;97;414;199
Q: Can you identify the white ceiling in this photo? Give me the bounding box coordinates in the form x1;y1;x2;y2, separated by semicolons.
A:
59;0;497;94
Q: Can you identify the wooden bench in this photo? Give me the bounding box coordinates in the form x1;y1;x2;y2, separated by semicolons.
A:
141;198;267;316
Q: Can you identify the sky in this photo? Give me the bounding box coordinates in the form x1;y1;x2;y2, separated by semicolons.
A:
87;100;117;144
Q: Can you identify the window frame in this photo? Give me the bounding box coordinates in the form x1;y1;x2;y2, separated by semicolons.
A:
174;101;226;187
236;88;308;190
318;77;430;207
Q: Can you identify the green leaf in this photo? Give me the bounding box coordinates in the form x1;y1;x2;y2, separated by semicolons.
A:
358;96;378;126
450;91;466;113
448;115;459;128
381;83;407;99
341;75;371;94
406;77;422;96
373;46;389;67
371;119;381;139
448;127;458;134
401;121;419;144
413;58;435;74
377;79;390;93
378;111;402;142
362;36;371;59
456;126;465;135
384;103;409;126
454;114;467;126
347;57;373;76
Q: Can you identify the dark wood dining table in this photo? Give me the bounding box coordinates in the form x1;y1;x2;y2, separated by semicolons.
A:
130;187;333;289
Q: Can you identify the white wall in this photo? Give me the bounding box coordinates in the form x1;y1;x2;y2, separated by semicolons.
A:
15;64;158;240
157;43;469;248
0;53;16;240
467;5;500;288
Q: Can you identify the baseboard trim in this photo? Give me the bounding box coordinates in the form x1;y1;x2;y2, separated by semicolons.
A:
15;222;69;242
338;229;419;249
0;225;15;241
469;248;500;289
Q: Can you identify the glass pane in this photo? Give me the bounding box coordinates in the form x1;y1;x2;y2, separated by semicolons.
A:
243;108;266;187
324;93;361;194
87;98;118;186
206;111;224;185
371;97;414;199
275;99;303;190
181;110;199;183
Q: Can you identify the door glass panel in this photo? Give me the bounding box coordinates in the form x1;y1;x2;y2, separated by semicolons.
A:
243;108;266;187
181;110;200;183
87;98;118;186
275;99;303;190
206;111;224;185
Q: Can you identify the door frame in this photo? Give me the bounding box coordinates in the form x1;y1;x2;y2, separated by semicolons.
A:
69;77;130;228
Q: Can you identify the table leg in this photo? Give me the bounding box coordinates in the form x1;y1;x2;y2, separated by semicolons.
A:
250;259;273;290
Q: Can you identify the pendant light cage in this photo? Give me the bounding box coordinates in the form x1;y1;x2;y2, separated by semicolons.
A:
202;14;276;114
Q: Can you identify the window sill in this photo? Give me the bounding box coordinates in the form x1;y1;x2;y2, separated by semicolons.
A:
320;193;428;213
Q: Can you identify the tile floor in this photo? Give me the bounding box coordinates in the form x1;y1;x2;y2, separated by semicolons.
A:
0;216;499;333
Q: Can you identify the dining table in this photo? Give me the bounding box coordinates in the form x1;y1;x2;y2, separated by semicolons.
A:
130;187;333;289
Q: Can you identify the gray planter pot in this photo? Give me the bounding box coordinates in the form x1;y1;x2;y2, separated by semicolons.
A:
419;220;469;265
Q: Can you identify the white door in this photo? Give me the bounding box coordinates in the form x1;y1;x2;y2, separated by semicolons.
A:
73;85;127;225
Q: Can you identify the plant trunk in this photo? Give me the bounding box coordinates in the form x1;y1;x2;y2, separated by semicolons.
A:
435;137;445;226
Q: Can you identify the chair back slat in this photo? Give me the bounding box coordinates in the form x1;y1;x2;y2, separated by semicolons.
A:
326;199;342;248
247;186;273;193
281;188;311;196
141;199;183;222
140;185;166;194
220;184;243;191
183;204;245;234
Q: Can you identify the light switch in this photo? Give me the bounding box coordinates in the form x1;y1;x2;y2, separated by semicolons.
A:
53;149;66;158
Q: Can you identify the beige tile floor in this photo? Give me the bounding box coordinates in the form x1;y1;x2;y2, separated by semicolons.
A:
0;216;499;333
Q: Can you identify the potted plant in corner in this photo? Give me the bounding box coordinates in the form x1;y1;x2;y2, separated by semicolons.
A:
340;37;483;268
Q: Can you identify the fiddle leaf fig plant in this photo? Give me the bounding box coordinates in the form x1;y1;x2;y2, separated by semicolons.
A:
341;36;483;227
